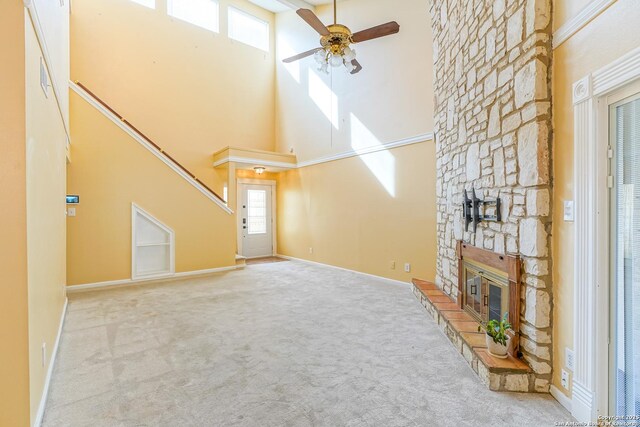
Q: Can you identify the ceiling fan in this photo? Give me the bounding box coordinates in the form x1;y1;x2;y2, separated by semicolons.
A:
282;0;400;75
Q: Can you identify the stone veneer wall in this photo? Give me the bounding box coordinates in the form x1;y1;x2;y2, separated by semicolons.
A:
430;0;553;392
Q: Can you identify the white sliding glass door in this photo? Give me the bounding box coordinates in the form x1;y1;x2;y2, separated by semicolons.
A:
611;93;640;416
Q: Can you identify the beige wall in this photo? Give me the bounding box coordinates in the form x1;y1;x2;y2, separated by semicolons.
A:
273;0;436;282
275;0;433;162
0;4;30;426
25;12;69;422
67;91;236;286
552;0;640;398
71;0;277;194
0;2;69;424
277;141;437;282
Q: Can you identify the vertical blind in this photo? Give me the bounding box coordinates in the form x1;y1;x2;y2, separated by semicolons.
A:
614;96;640;416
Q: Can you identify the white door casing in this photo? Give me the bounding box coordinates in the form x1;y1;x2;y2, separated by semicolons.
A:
237;179;276;258
572;46;640;422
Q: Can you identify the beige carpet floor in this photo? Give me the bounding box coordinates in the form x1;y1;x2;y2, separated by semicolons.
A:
43;260;572;426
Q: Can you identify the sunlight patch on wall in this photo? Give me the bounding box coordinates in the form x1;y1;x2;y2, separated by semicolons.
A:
350;113;396;197
278;39;300;83
308;70;339;129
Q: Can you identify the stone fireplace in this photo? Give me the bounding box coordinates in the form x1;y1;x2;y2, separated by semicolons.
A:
429;0;553;392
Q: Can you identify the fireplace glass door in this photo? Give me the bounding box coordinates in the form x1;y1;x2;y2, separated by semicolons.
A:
487;280;509;322
463;264;510;323
464;268;484;318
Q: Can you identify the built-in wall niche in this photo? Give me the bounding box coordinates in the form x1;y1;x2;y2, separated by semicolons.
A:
132;204;175;279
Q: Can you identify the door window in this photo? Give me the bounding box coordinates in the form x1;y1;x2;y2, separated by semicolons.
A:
247;189;267;235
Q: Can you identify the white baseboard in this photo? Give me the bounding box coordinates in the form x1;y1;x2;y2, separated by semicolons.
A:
34;297;68;427
276;254;410;287
66;266;238;293
550;385;573;413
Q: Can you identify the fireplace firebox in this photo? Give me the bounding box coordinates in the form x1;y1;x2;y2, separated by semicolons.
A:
457;241;522;355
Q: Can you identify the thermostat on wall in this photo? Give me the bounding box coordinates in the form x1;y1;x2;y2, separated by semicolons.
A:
66;195;79;204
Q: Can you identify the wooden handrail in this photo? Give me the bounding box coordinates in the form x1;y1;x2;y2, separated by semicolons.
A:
75;82;226;204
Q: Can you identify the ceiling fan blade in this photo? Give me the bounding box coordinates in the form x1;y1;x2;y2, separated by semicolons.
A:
297;9;330;36
350;59;363;75
351;21;400;43
282;48;323;63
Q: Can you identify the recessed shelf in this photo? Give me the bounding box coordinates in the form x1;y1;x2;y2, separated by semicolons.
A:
136;242;170;247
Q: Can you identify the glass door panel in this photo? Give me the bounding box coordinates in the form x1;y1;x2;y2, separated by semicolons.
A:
464;268;482;318
612;95;640;416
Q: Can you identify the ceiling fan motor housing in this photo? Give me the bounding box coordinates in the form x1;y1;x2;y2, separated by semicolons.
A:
321;24;353;55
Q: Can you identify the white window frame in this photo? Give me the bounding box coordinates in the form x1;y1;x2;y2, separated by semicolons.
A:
571;46;640;423
227;6;270;52
167;0;220;33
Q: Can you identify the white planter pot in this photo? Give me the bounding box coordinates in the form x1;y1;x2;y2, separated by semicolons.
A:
486;334;509;359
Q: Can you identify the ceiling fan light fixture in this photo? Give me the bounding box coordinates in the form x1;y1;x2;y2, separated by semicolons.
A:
314;49;327;64
343;47;356;62
329;53;344;68
345;61;356;73
282;1;400;76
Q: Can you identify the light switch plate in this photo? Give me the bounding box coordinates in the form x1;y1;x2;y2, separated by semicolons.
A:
67;207;76;217
563;201;574;222
566;348;575;372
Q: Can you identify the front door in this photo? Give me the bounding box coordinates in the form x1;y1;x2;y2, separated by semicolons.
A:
240;184;273;258
610;91;640;416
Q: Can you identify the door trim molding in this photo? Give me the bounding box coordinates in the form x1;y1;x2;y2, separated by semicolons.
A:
237;179;277;258
572;45;640;422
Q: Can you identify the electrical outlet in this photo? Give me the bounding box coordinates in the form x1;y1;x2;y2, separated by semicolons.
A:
561;369;570;390
390;261;396;270
309;247;313;254
566;348;575;372
41;342;47;367
404;263;411;273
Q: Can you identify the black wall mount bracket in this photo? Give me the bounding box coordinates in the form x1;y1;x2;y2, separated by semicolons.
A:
462;189;502;232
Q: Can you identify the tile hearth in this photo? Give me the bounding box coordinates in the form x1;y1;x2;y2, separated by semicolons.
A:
412;279;538;392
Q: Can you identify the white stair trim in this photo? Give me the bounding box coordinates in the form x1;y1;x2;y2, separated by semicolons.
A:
69;81;233;215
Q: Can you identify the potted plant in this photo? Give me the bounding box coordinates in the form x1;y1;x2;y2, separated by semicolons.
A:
478;313;513;359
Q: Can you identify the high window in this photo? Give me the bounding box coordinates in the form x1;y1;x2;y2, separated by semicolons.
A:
228;7;269;52
130;0;155;9
168;0;219;33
